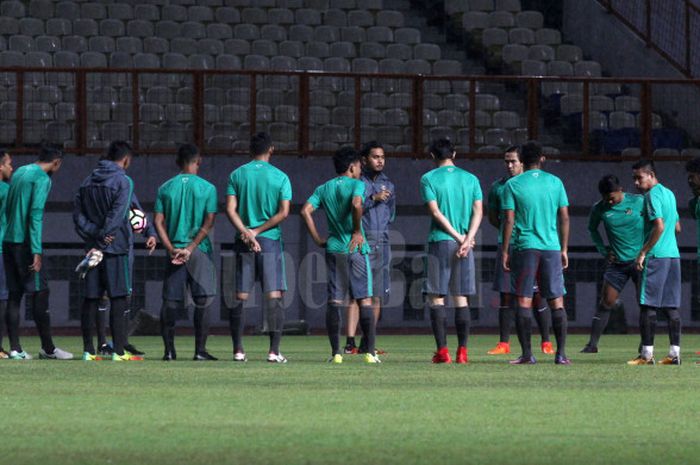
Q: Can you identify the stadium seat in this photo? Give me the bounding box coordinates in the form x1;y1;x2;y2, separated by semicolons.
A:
520;59;546;76
429;127;457;142
81;51;107;67
485;128;512;146
20;18;45;37
45;122;72;142
591;82;622;96
681;148;700;158
590;95;614;113
242;7;268;24
493;110;519;128
139;104;165;123
127;20;154;38
476;94;500;111
36;85;61;103
342;26;366;43
444;94;469;111
574;61;602;77
324;9;348;27
56;102;76;121
477;145;501;153
360;42;386;59
62;35;87;53
46;18;71;36
482;28;508;48
475;110;492;127
502;44;528;64
296;9;322;25
615;95;641;112
309;106;331;125
314;26;340;43
560;94;583;115
462;12;489;32
330;41;356;58
433;60;462;75
367;26;394;43
515;11;543;29
609;111;635;129
535;28;561;45
548;60;573;76
468;0;495;12
73;19;99;37
652;148;680;158
234;24;260;41
528;44;554;61
635;113;662;129
384;108;410;125
496;0;522;12
36;35;60;53
436;110;464;126
268;8;295;24
621;147;641;157
588;111;608;131
117;37;142;54
89;37;115;53
556;44;582;63
252;39;278;56
82;3;107;20
489;11;515;28
377;11;404;28
386;43;412;60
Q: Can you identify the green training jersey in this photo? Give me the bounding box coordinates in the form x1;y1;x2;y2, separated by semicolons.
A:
226;160;292;241
307;176;369;255
487;177;508;244
0;181;8;253
642;183;679;259
502;169;568;251
689;196;700;258
420;165;483;243
4;164;51;254
588;193;644;263
154;174;218;254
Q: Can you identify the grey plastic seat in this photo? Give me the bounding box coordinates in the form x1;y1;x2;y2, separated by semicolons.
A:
352;57;378;73
529;44;554;61
615;95;641;112
324;9;348;27
587;111;608;131
0;18;19;37
100;19;125;38
502;44;528;64
557;44;582;63
20;18;45;36
509;27;535;45
433;60;462;75
521;59;546;76
56;102;76;121
289;25;313;42
310;90;336;107
548;60;573;76
81;52;107;67
275;105;299;123
110;103;132;122
155;21;182;40
53;51;78;68
261;25;287;42
221;104;248;123
102;122;130;142
241;7;268;24
485;128;512;146
393;28;420;45
25;102;53;121
257;89;285;106
45;122;72;142
74;19;99;37
422;110;438;127
269;8;294;24
36;35;60;54
444;94;469;111
379;58;406;73
574;60;602;77
117;37;142;54
489;11;515;28
468;0;495;11
535;28;561;45
225;39;251;55
296;9;322;25
23;120;44;144
63;35;88;53
476;94;500;111
108;3;133;20
348;10;373;27
482;28;508;47
414;44;441;61
305;41;328;57
388;93;411;109
330;0;356;8
36;85;61;103
298;56;323;70
385;44;411;60
444;0;469;14
463;12;489;31
360;42;386;59
367;26;393;43
436;110;464;127
493;111;519;128
182;22;206;39
134;4;158;22
26;51;52;67
330;41;356;58
133;53;160;68
189;54;214;69
361;92;389;109
9;35;36;53
252;39;278;56
383;108;409;125
315;25;340;43
309;106;331;125
215;7;241;24
591;95;614;113
198;39;224;56
127;20;153;38
496;0;522;12
81;3;107;19
377;11;404;28
361;108;384;125
202;104;219;123
424;93;443;110
46;19;71;36
279;41;303;57
324;57;351;72
139;104;165;123
163;53;188;69
189;5;213;22
146;87;174;105
233;24;260;41
244;54;270;69
516;11;543;29
0;121;16;144
341;26;366;43
512;127;528;144
89;37;115;53
560;94;583;115
165;104;192;122
206;24;233;41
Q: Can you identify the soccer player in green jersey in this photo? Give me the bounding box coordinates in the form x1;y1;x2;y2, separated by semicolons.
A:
628;160;682;365
4;144;71;360
154;144;218;361
502;141;570;365
0;149;13;358
420;138;482;364
301;146;379;364
226;132;292;363
685;157;700;361
487;146;554;356
582;175;644;353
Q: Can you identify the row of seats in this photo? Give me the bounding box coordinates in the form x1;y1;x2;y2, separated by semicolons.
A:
582;111;662;131
445;0;522;14
560;94;641;115
464;10;548;31
503;44;582;65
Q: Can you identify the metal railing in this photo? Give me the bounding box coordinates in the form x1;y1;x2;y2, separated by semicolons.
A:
1;67;699;161
599;0;700;78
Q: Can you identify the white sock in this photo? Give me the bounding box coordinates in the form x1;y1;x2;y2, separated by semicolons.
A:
669;345;680;358
641;345;654;359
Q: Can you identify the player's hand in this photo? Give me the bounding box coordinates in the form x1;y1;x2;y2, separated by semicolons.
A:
373;190;391;203
248;237;262;253
171;248;190;265
606;250;616;264
146;236;157;255
457;237;473;258
561;250;569;270
502;251;510;272
103;235;115;245
30;254;42;272
635;252;646;271
349;232;364;253
314;237;327;248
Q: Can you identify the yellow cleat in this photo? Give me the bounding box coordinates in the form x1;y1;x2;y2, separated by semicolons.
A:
627;355;655;365
112;352;144;362
363;353;381;364
487;342;511;355
658;356;681;365
328;354;343;364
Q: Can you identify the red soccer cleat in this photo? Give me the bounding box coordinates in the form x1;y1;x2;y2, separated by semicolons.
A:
487;342;511;355
541;341;555;355
431;347;452;364
456;346;468;364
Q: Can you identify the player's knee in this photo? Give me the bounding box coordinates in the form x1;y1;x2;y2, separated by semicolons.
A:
666;309;681;322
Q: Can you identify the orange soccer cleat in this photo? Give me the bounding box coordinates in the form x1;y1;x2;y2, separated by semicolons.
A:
431;347;452;364
456;346;468;364
487;342;511;355
541;342;555;355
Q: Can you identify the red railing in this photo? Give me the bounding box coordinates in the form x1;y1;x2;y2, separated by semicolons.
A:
599;0;700;78
0;67;698;161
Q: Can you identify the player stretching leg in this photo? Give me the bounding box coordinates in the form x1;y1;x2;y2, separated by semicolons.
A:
582;175;644;353
502;141;570;365
301;147;378;364
226;133;292;363
420;139;482;364
628;161;682;365
4;144;71;360
345;141;395;356
154;144;218;361
0;150;13;358
487;146;553;356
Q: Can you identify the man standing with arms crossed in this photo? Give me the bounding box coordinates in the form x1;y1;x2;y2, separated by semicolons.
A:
487;146;553;356
344;141;395;355
226;132;292;363
4;144;71;360
420;138;482;364
502;141;570;365
628;160;682;365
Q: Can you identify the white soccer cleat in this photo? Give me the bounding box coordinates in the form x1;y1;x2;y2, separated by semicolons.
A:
233;351;247;362
267;352;288;364
39;347;73;360
9;350;32;360
75;249;103;279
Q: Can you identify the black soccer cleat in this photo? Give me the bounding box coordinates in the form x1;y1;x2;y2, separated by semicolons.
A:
193;351;218;361
162;350;176;361
124;343;145;356
580;344;598;354
98;343;114;356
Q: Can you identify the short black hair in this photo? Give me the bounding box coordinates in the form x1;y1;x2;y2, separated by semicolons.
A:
333;146;361;174
38;142;64;163
520;141;542;166
598;174;622;195
361;141;384;158
504;145;521;159
429;138;455;160
250;132;273;156
0;148;8;158
632;159;655;175
686;156;700;174
176;143;200;168
105;140;133;162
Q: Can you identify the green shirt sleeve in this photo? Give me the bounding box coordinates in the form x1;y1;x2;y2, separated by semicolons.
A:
226;173;237;197
206;185;218;213
29;176;51;254
587;204;607;257
307;186;321;209
352;179;365;200
472;178;483;201
502;183;515;211
420;176;435;203
557;180;569;208
280;175;292;201
646;190;661;222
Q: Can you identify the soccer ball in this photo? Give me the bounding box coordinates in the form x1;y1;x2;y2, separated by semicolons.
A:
129;208;147;233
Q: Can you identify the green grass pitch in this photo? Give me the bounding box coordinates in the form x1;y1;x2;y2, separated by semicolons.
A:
2;334;698;465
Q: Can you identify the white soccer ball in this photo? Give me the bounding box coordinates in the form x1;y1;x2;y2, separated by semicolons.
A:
129;208;147;233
